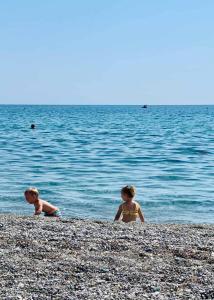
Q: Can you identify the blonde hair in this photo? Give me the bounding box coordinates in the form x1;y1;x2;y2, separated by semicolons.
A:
25;187;39;197
121;185;136;198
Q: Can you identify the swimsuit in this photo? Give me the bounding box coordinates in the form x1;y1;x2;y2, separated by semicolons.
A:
44;209;61;218
122;202;140;218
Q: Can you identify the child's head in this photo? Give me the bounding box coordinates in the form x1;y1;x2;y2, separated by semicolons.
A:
24;187;39;204
121;185;136;202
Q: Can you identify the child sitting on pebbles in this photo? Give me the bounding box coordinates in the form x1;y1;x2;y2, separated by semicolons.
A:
114;185;144;223
24;187;61;218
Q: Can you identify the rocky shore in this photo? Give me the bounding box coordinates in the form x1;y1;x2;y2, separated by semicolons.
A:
0;214;213;300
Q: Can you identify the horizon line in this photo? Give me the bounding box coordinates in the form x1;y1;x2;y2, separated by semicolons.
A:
0;103;213;106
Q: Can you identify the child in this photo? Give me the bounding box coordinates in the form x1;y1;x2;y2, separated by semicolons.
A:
24;187;61;218
114;185;144;223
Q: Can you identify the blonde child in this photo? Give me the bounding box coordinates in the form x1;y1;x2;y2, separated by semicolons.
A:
114;185;144;223
24;187;61;218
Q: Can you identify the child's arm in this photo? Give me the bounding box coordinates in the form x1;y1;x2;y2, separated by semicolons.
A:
34;200;43;215
138;207;145;223
114;205;122;221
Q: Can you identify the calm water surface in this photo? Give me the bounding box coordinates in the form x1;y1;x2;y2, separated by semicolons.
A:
0;105;213;223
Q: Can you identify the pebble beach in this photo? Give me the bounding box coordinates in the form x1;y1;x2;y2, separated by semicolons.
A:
0;214;213;299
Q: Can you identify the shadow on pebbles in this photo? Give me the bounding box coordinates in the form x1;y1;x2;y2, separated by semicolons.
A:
0;215;213;300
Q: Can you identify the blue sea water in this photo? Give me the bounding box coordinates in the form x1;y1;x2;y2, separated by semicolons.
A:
0;105;213;223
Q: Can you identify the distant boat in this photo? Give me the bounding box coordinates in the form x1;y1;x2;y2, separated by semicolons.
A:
142;105;148;108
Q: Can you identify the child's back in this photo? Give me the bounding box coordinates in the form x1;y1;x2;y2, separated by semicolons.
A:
120;201;141;223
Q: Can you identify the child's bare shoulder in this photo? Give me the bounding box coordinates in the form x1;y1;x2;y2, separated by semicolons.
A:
134;201;141;208
41;199;51;206
38;198;45;204
38;199;50;208
41;200;58;210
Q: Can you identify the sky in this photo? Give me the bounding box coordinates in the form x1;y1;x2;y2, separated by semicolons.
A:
0;0;213;105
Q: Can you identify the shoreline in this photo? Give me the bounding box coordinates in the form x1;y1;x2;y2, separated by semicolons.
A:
0;214;213;299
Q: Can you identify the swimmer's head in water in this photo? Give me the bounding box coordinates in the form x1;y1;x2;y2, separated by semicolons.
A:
24;187;39;204
121;185;136;201
31;124;35;129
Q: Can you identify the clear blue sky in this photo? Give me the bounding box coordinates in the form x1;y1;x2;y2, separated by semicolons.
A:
0;0;213;105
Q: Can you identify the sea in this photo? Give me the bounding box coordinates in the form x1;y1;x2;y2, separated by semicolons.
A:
0;105;213;223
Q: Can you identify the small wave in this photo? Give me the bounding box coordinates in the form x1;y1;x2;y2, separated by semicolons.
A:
176;148;211;155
